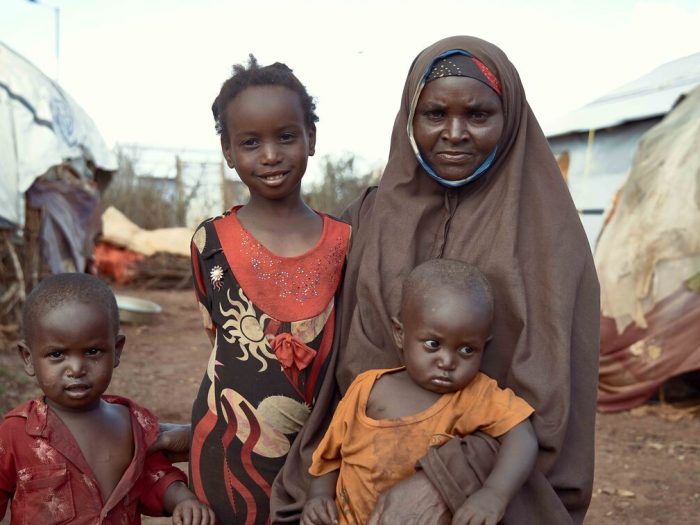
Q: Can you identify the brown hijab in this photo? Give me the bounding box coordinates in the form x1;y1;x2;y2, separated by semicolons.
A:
272;35;600;524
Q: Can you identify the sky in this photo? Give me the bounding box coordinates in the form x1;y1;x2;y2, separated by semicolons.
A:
2;0;700;182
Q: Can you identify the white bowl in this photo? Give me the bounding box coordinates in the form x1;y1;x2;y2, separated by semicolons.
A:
115;295;162;325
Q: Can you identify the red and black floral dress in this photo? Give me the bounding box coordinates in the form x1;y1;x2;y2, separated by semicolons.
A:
189;206;350;525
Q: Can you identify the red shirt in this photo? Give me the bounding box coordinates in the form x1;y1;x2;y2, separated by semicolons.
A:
0;395;187;524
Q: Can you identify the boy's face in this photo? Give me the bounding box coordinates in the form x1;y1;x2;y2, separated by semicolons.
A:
392;285;492;395
221;85;316;202
19;300;125;413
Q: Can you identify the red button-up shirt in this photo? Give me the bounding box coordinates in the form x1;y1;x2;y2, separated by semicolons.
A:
0;395;187;524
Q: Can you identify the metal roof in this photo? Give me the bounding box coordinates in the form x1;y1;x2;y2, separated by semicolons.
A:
546;52;700;137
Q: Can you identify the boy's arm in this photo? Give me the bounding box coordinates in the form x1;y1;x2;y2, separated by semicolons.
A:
302;471;339;525
163;481;215;525
452;419;538;525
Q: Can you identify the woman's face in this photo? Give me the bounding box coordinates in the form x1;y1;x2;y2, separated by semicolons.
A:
413;76;504;181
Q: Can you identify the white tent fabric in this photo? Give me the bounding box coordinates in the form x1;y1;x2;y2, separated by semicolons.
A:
594;85;700;332
0;42;116;226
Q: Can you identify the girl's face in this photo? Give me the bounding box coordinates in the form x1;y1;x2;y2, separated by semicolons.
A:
221;85;315;201
413;76;503;181
391;285;492;395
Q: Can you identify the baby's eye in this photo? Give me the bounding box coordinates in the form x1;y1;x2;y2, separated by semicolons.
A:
423;340;440;351
458;346;474;356
86;348;102;357
47;351;63;360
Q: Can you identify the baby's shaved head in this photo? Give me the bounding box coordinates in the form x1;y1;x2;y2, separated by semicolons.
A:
400;259;493;321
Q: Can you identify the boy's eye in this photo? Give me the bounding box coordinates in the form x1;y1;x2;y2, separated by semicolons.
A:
458;346;474;356
423;340;440;351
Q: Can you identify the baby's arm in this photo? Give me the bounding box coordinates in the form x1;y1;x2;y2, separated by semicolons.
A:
301;471;339;525
452;419;537;525
163;481;215;525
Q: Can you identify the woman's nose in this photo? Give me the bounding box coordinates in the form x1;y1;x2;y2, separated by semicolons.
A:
443;118;468;144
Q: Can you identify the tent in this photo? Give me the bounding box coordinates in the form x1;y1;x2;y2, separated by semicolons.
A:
0;42;116;323
595;85;700;412
546;52;700;245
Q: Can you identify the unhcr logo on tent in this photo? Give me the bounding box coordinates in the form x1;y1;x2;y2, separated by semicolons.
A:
50;96;77;146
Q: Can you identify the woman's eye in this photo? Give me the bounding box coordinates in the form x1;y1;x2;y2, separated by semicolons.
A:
470;111;488;123
459;346;474;356
425;110;444;120
423;340;440;350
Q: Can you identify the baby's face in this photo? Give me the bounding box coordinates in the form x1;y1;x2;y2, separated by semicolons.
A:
20;301;124;413
394;286;491;394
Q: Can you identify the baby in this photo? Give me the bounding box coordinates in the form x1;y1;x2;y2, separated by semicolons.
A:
0;273;214;524
302;259;538;525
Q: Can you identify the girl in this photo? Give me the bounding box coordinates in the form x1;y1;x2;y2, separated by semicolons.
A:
273;36;599;525
188;56;351;524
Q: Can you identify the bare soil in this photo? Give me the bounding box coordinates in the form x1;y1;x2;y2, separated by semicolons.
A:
1;287;698;524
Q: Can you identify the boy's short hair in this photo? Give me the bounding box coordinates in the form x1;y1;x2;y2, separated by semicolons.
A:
212;54;319;143
23;273;119;343
401;259;494;319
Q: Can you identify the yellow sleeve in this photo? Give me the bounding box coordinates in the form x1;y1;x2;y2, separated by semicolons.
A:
308;373;368;477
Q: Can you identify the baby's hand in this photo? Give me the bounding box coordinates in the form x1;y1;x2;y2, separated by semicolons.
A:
172;497;216;525
301;495;338;525
451;486;507;525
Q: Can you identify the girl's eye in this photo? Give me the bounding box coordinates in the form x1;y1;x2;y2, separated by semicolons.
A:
458;346;474;356
279;132;296;143
423;340;440;350
241;138;258;147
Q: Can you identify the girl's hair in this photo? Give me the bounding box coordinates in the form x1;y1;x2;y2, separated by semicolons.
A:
212;54;319;142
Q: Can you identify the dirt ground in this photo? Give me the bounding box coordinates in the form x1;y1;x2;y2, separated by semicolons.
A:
1;287;698;524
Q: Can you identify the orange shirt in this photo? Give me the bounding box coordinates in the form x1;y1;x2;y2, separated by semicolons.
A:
309;368;534;525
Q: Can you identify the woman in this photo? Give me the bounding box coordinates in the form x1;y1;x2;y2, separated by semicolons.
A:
271;35;600;524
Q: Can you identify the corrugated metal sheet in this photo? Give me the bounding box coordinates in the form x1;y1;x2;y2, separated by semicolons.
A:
546;52;700;137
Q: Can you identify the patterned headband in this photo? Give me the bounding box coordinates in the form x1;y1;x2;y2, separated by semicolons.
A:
426;52;502;96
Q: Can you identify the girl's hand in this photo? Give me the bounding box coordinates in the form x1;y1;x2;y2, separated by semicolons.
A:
451;487;507;525
367;472;450;524
301;495;338;525
172;497;216;525
148;422;191;462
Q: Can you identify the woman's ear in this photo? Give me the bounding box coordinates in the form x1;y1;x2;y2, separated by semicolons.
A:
390;316;404;350
17;342;35;377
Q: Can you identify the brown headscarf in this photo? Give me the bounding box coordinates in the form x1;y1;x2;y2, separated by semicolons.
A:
272;35;600;524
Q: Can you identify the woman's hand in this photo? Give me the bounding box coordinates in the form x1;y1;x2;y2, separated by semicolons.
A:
148;422;191;462
367;472;451;525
